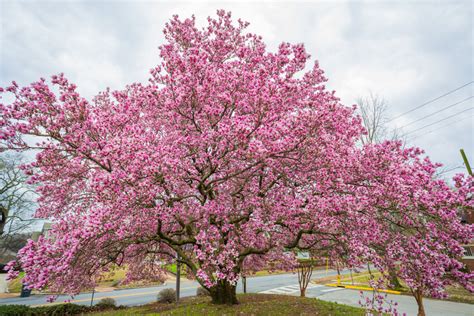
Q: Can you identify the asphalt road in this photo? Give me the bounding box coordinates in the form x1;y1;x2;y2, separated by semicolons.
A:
0;269;472;316
313;287;473;316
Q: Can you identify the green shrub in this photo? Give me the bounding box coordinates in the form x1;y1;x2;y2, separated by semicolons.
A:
32;303;90;315
0;304;31;316
95;297;117;309
157;288;176;303
0;303;91;315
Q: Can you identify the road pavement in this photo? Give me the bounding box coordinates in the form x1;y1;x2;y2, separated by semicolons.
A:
313;287;473;316
0;269;472;316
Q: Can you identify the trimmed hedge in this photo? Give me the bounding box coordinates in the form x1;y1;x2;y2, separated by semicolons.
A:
0;304;31;316
0;302;125;315
0;303;88;316
31;304;90;315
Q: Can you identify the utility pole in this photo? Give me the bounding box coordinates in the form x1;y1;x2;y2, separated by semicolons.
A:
176;252;181;302
90;288;95;306
460;149;473;176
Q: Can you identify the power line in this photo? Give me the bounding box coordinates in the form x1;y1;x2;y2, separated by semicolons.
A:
389;81;474;122
400;96;473;129
408;114;474;141
403;107;474;136
438;165;463;175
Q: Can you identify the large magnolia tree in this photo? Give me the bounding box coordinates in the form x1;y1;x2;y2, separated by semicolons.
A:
1;11;472;306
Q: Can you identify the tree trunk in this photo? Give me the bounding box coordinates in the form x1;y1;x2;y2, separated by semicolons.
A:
413;289;426;316
297;261;313;298
0;206;7;236
300;288;306;297
210;280;238;305
388;267;402;289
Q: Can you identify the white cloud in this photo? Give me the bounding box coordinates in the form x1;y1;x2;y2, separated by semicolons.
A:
1;0;472;177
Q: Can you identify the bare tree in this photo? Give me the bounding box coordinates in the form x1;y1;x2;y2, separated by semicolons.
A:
356;93;404;290
0;154;37;259
356;93;404;144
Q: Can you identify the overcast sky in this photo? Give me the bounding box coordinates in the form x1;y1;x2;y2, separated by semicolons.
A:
1;0;473;179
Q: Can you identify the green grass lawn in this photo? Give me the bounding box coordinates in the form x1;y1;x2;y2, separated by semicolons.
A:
340;271;386;286
97;268;128;287
164;264;187;276
251;269;293;277
93;267;167;290
7;267;160;293
89;294;366;315
6;272;24;293
7;269;130;293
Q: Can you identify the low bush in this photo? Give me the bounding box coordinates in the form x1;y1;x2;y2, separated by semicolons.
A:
0;303;90;315
0;304;31;316
34;303;90;315
157;288;176;303
95;297;117;309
